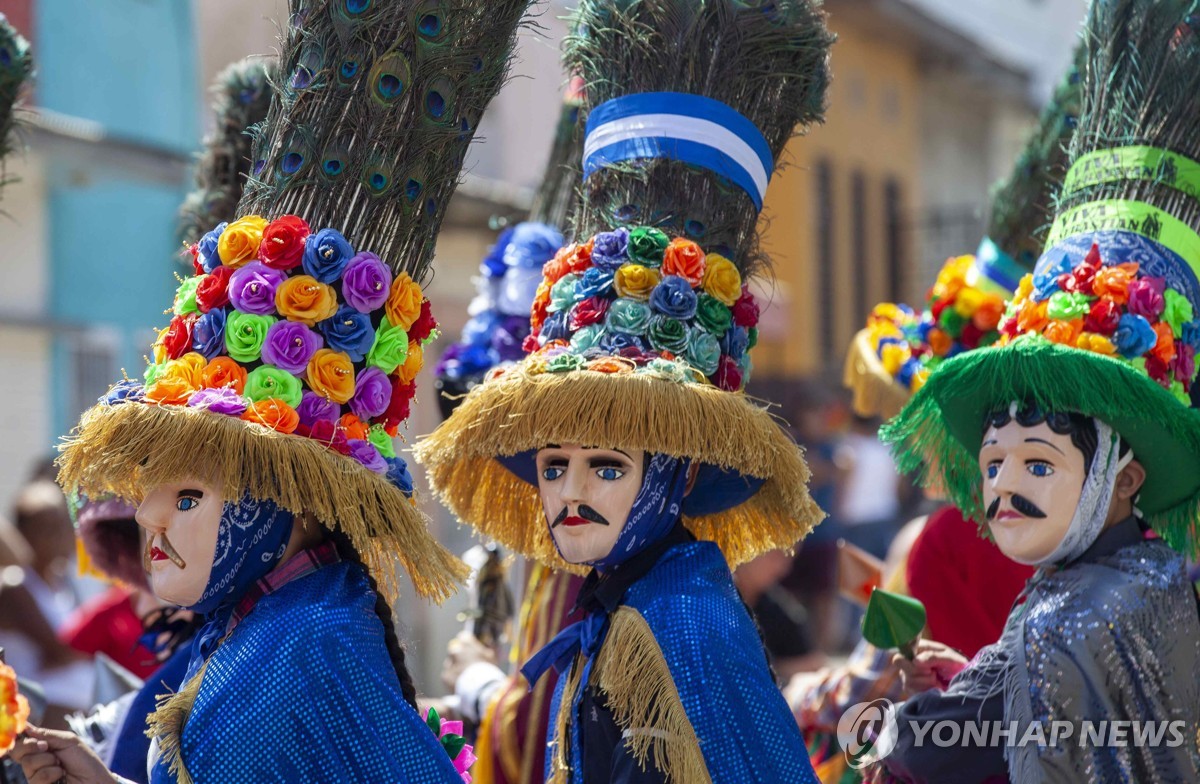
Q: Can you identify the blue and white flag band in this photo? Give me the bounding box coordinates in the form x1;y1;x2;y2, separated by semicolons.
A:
583;92;774;210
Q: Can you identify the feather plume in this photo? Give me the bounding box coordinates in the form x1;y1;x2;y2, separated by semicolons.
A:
239;0;534;283
0;14;33;193
564;0;834;276
177;58;275;247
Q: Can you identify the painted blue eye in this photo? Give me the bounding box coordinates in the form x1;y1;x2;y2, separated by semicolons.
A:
986;464;999;479
177;497;199;512
597;467;625;481
541;467;564;481
1027;462;1054;478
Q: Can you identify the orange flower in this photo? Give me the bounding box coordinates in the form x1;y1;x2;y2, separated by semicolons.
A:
585;357;633;374
1090;263;1139;305
564;240;593;274
531;280;552;334
241;398;300;434
1151;321;1177;366
339;413;370;441
972;297;1006;332
386;272;424;330
202;357;248;394
306;349;356;404
1044;319;1083;346
661;238;706;287
1016;300;1050;335
0;661;30;754
396;341;424;384
144;376;195;405
927;328;952;356
276;275;338;326
217;216;268;269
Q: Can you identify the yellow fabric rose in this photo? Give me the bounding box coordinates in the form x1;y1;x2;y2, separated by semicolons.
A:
217;216;268;269
1076;332;1117;356
173;352;208;387
880;343;910;376
387;273;424;331
152;327;170;364
395;341;423;384
953;287;986;318
613;264;661;301
276;275;339;326
306;349;356;404
144;356;204;404
701;254;742;306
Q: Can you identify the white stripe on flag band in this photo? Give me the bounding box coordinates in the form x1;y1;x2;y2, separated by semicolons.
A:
583;113;770;204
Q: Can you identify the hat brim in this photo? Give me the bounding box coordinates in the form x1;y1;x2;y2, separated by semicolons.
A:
881;337;1200;556
843;329;912;419
414;364;824;572
58;402;467;603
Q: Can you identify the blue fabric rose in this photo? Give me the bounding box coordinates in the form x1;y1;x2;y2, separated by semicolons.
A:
318;305;375;362
1183;320;1200;353
197;222;227;273
103;380;144;405
684;329;722;375
481;226;515;278
302;228;355;284
192;309;228;360
571;325;605;353
540;309;572;343
387;456;416;497
1032;252;1073;301
649;275;699;320
576;267;616;299
504;222;564;269
1114;313;1158;358
591;228;630;270
599;332;649;353
720;325;750;360
606;298;652;335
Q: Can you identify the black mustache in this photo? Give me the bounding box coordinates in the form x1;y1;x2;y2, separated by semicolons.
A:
986;494;1048;520
551;505;610;528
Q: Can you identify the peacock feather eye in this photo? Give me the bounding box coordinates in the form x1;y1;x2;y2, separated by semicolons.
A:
340;60;359;80
405;179;423;202
685;219;707;238
345;0;371;14
614;204;640;223
368;52;411;105
281;152;305;175
324;159;344;177
418;13;443;39
425;91;446;119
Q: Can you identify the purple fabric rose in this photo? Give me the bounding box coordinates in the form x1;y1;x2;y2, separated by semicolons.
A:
229;262;286;315
350;366;392;420
1127;277;1167;320
297;390;341;426
347;439;389;474
649;275;699;320
192;309;228;359
197;223;227;273
1174;343;1196;384
302;228;355;284
188;387;248;416
342;252;394;313
261;320;324;374
318;306;375;362
591;228;630;270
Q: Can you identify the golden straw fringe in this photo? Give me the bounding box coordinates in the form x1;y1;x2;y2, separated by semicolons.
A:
57;402;467;604
146;664;206;784
843;329;911;420
592;608;712;783
415;369;824;572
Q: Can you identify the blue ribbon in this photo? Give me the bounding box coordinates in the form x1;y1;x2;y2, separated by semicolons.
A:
520;610;609;686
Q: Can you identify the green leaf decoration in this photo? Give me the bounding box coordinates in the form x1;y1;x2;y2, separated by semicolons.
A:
861;589;926;658
425;706;441;735
441;734;467;760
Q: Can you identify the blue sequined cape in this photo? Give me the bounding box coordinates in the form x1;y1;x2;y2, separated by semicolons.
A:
149;561;461;783
549;541;817;783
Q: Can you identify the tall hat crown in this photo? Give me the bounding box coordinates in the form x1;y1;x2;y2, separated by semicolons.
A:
845;45;1085;420
0;14;33;193
884;1;1200;557
58;0;535;602
416;0;834;572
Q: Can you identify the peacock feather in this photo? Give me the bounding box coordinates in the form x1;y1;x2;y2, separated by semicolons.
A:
563;0;834;276
0;13;33;193
177;58;275;246
985;43;1085;270
240;0;534;284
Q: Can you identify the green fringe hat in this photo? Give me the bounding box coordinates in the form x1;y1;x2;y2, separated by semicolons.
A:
882;1;1200;558
416;0;834;573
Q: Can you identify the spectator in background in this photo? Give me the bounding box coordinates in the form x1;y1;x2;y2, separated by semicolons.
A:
834;414;905;559
734;550;823;682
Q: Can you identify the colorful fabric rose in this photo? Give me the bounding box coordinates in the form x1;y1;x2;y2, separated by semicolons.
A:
606;298;652;335
1043;319;1083;346
540;310;571;343
731;286;760;327
382;380;417;435
347;439;389;474
319;306;375;363
684;329;722;376
599;332;650;354
339;413;370;442
192;309;227;359
304;419;350;453
1143;355;1172;388
1046;291;1093;322
1162;289;1194;335
386;456;416;495
367;317;410;374
647;315;689;354
1183;320;1200;353
159;315;194;361
386;272;424;330
1173;343;1196;385
1032;253;1073;301
546;353;585;373
368;425;397;459
228;261;286;315
1151;321;1178;366
245;366;303;408
721;326;750;361
144;375;195;406
225;312;275;363
972;298;1005;332
575;267;616;300
241;398;300;434
201;357;247;394
218;216;268;269
1016;300;1050;336
1090;262;1139;305
197;223;227;273
1127;277;1166;320
350;366;392;421
196;266;234;313
662;238;706;287
569;296;610;331
298;390;341;427
258;215;311;270
695;294;733;338
591;228;630;270
649;276;699;320
713;355;743;391
1075;332;1117;357
306;349;356;404
1113;313;1158;359
549;273;581;313
613;264;661;302
570;325;605;353
302;227;354;283
174;277;202;316
395;341;423;384
276;275;339;326
701;254;742;307
1083;299;1120;336
261;320;323;375
342;252;393;313
408;300;437;344
188;387;249;416
143;363;165;387
103;380;144;406
627;226;669;267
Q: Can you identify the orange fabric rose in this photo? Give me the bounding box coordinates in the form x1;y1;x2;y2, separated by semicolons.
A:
531;280;552;334
339;413;370;441
972;298;1006;332
144;376;195;405
1016;300;1050;335
395;341;423;384
661;238;706;287
1044;319;1083;346
564;240;593;274
241;398;300;434
201;357;248;394
927;328;952;356
217;216;269;269
585;357;633;374
276;275;338;326
386;273;424;330
1090;263;1139;305
306;349;356;404
1151;321;1178;365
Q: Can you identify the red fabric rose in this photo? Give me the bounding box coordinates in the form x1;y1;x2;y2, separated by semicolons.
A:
258;215;311;270
408;299;437;343
307;419;351;454
522;333;541;354
195;266;234;313
959;322;984;350
1083;299;1120;336
189;244;203;276
731;286;759;328
161;315;195;360
1145;354;1172;388
713;355;743;391
382;379;417;435
569;296;610;330
930;294;955;322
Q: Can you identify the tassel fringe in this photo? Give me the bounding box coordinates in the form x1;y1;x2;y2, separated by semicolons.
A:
843;330;912;420
58;402;468;603
145;665;206;784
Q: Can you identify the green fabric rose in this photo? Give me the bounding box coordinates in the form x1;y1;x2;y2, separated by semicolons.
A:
225;312;275;363
627;227;670;267
684;328;722;376
938;307;967;335
245;366;303;408
647;315;689;354
1162;289;1194;335
570;325;605;352
695;294;733;338
546;352;585;373
368;425;397;459
605;298;651;335
549;274;581;313
747;326;759;350
144;363;165;385
174;277;202;316
1046;291;1093;321
368;317;410;374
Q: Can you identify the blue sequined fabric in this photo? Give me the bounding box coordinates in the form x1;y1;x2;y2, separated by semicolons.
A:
149;561;461;783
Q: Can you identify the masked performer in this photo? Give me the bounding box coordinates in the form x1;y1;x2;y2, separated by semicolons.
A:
876;2;1200;781
416;1;833;781
11;0;535;781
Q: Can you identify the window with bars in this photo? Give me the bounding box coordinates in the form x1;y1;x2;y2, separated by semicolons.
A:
67;330;119;422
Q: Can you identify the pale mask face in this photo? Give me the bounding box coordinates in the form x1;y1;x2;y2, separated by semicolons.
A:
536;444;646;565
979;421;1087;564
135;480;224;606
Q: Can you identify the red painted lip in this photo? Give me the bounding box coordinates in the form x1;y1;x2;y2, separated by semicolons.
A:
995;510;1024;521
150;546;170;562
561;516;590;528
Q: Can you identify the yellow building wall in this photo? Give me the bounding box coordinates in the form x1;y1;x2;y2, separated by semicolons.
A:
754;9;923;377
